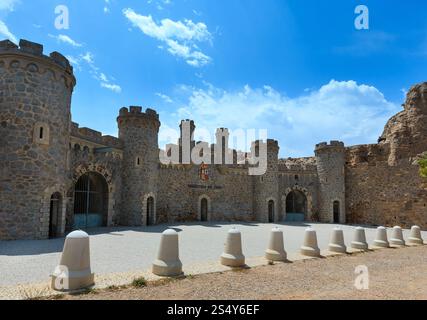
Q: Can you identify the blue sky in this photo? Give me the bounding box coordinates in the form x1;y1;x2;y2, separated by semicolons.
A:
1;0;427;157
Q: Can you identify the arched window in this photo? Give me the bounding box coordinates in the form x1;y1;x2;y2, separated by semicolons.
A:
33;123;50;145
135;157;142;167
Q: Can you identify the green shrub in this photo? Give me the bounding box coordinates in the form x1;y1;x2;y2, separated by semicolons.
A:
132;277;147;288
418;154;427;178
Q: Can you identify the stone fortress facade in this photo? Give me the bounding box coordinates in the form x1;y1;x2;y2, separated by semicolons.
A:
0;39;426;240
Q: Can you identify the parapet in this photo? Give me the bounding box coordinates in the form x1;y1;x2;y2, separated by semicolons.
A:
71;122;122;149
315;140;345;154
117;106;161;130
251;139;280;155
278;157;317;172
0;39;74;82
216;128;229;135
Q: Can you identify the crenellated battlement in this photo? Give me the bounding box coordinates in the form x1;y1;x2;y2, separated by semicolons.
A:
251;139;279;152
315;140;345;154
71;122;122;149
0;39;75;87
117;106;161;131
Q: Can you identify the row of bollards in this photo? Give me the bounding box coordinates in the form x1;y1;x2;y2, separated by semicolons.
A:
50;225;425;292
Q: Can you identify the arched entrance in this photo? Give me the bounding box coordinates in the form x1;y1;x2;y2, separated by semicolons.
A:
49;192;62;238
268;200;275;223
146;196;155;226
73;172;109;229
285;190;307;222
333;201;340;223
200;198;208;222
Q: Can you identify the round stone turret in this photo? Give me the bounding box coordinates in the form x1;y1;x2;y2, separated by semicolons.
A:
0;39;76;240
252;139;280;222
117;106;161;225
315;141;346;223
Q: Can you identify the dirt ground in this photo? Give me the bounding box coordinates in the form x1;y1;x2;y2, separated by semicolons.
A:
50;246;427;300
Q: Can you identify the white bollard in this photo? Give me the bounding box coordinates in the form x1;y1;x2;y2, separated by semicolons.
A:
351;227;369;250
152;229;183;277
221;228;246;267
300;228;321;257
407;226;424;245
51;230;94;291
265;227;287;261
329;227;347;254
373;226;390;248
390;226;405;246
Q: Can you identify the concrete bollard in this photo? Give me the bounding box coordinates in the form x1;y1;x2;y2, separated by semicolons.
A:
221;227;246;267
373;226;390;248
351;227;369;250
328;227;347;254
300;228;321;257
265;227;287;261
407;226;424;245
390;226;405;246
51;230;94;291
152;229;183;277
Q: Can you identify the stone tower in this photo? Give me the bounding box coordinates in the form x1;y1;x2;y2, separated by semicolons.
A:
315;141;346;223
117;107;160;226
0;39;76;240
252;139;280;222
179;119;195;164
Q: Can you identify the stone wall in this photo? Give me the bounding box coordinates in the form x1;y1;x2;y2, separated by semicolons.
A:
345;83;427;229
158;164;255;223
345;157;427;229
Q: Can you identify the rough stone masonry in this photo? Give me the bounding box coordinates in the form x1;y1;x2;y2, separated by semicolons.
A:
0;39;426;240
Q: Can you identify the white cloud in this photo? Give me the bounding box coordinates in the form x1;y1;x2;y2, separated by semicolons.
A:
81;52;95;64
160;80;400;157
49;34;83;47
123;8;212;67
75;52;121;93
0;20;17;43
156;92;173;103
0;0;19;12
101;83;122;93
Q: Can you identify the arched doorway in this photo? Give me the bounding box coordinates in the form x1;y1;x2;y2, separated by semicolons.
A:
49;192;62;238
333;201;340;223
285;190;307;222
146;196;155;226
200;198;208;222
73;172;109;229
268;200;275;223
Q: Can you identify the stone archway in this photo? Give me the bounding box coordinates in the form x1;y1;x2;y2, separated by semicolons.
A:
70;164;116;230
266;197;278;223
40;184;67;239
73;172;109;229
198;195;212;222
282;186;313;222
142;193;157;226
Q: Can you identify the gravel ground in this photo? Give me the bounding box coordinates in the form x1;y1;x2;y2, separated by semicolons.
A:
56;245;427;300
0;223;426;288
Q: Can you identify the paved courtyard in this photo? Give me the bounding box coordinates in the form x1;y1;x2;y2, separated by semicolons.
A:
0;222;426;288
